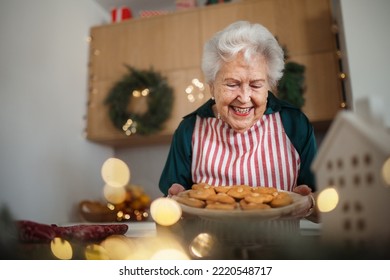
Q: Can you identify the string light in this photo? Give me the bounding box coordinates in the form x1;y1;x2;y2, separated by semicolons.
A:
185;78;205;102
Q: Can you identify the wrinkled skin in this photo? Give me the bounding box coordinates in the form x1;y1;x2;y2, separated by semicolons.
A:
210;52;269;133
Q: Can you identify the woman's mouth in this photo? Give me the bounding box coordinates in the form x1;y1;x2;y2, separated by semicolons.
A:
231;106;252;116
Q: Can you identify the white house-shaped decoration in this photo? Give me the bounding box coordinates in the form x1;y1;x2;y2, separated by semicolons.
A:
311;109;390;252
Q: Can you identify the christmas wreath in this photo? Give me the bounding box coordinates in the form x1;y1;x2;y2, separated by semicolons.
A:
105;66;174;136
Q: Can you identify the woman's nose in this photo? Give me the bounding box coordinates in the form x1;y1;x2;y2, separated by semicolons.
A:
237;85;251;103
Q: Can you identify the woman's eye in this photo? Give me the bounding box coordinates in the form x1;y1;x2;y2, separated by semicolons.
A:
226;84;238;88
251;84;263;89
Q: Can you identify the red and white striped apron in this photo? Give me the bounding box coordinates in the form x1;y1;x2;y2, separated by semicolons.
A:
191;112;301;192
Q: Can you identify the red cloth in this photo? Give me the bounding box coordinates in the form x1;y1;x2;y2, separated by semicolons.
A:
16;220;128;243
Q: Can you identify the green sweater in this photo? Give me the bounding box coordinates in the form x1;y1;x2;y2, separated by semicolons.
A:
159;92;317;195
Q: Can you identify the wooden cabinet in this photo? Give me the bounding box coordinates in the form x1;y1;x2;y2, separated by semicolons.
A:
86;0;342;147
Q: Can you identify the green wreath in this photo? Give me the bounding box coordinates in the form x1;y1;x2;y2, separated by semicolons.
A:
105;66;174;136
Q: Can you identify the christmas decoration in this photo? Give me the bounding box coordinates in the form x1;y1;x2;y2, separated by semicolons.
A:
105;66;174;136
176;0;197;10
139;10;170;18
79;184;151;223
206;0;232;5
277;46;306;109
111;6;132;23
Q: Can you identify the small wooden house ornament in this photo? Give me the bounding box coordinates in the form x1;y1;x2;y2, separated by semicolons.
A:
312;97;390;253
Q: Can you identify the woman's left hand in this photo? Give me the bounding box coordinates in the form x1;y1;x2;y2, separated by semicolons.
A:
292;184;319;223
292;184;312;196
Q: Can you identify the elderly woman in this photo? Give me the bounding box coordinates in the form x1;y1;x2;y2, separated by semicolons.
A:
159;21;317;215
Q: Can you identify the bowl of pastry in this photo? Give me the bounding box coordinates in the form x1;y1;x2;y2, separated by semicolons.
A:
172;183;311;246
172;183;310;221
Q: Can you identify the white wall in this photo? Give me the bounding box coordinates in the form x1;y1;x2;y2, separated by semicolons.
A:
115;145;170;200
332;0;390;126
0;0;113;224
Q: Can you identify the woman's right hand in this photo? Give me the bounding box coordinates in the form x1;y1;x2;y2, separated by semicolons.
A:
168;183;186;197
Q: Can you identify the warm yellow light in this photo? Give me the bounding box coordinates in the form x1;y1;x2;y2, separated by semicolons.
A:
141;88;149;96
50;238;73;260
185;85;194;94
381;157;390;185
101;157;130;188
103;184;126;204
317;187;339;213
85;244;109;260
189;233;216;258
150;249;189;260
100;235;136;260
150;197;182;226
187;94;195;102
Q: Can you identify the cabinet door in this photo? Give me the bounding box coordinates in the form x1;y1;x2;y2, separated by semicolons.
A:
120;11;201;72
291;51;342;121
90;24;130;81
199;0;276;45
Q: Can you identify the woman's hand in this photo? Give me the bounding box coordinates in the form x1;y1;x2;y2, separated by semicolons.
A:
292;184;312;196
167;183;186;197
292;184;319;223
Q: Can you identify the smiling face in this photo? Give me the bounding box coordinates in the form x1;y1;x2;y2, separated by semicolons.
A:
210;52;270;133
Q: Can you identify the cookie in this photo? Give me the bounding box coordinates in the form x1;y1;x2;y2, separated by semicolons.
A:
252;186;278;196
206;192;236;204
269;192;293;208
188;188;215;200
206;202;237;210
227;186;252;199
175;196;206;208
244;192;274;204
239;199;271;210
214;186;232;193
192;182;214;190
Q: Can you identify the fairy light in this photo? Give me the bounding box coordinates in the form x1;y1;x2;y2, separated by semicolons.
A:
382;157;390;185
122;119;137;135
185;78;205;102
150;197;182;226
85;244;109;260
317;187;339;213
50;238;73;260
189;233;217;258
101;157;130;188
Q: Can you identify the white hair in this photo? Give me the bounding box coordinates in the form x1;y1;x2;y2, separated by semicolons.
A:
201;21;284;90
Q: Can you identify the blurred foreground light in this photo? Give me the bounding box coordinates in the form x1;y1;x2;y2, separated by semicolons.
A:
150;249;189;260
317;187;339;213
189;233;216;258
103;184;127;204
100;235;136;260
85;244;109;260
50;238;73;260
150;197;182;226
381;157;390;185
101;157;130;188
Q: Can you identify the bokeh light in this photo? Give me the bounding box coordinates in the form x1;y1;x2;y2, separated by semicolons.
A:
50;237;73;260
101;157;130;188
381;157;390;185
317;187;339;213
100;235;136;260
85;244;109;260
150;197;182;226
150;249;189;260
189;233;217;258
103;184;127;204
